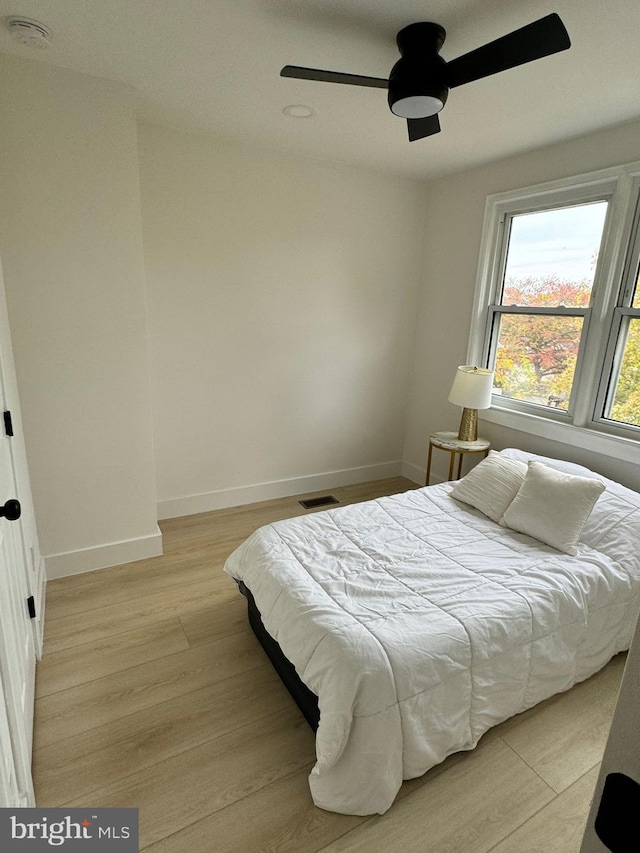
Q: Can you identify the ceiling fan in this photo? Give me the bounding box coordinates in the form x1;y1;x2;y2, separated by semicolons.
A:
281;13;570;141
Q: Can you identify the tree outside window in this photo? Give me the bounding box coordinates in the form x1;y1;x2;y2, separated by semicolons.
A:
606;266;640;427
489;202;606;414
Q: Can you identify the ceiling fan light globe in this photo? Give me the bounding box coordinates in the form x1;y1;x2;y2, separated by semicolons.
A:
388;53;448;119
391;95;444;119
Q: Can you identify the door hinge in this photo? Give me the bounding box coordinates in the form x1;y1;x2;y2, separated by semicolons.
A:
3;410;14;436
26;596;36;619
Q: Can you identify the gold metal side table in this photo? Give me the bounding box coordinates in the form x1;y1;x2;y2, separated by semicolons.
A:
425;431;490;486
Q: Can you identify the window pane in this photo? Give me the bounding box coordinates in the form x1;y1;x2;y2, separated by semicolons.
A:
607;318;640;427
493;313;584;410
634;266;640;308
501;202;608;307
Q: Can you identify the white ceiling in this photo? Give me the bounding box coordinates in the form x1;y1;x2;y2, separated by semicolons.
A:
0;0;639;181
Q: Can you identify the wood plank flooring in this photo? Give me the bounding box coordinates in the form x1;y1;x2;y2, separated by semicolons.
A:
33;477;625;851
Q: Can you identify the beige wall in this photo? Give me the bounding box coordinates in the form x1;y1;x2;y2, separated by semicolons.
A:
138;125;426;516
0;55;159;575
403;117;640;489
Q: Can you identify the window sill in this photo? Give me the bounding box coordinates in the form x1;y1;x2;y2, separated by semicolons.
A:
481;405;639;465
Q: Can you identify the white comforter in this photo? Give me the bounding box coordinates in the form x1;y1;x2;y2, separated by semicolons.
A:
224;455;640;815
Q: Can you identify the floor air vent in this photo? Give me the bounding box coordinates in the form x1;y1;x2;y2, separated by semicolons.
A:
299;495;339;509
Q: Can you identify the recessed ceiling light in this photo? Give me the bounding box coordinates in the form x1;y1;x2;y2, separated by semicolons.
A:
7;17;51;48
283;105;315;119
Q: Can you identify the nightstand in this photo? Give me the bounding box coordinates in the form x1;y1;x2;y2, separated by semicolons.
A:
425;431;490;486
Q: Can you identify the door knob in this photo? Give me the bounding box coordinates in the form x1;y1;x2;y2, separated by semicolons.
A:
0;499;21;521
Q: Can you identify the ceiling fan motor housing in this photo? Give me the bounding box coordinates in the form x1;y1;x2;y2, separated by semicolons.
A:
388;23;449;119
397;22;446;54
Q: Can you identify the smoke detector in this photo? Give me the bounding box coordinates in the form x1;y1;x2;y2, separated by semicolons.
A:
7;17;51;48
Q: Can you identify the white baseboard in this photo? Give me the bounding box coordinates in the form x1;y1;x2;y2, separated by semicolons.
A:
157;461;404;520
400;459;425;485
44;526;163;579
401;459;448;486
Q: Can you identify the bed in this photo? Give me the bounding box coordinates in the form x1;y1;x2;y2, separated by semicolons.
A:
223;449;640;815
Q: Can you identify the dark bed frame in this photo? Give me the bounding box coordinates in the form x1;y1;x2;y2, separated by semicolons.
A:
238;580;320;731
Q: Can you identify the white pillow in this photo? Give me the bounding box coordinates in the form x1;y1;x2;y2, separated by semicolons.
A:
502;460;606;555
450;450;527;523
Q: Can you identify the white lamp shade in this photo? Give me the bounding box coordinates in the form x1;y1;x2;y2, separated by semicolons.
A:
448;365;494;409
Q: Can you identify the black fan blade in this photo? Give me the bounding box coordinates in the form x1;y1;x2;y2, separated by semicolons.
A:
445;13;570;89
407;114;441;141
280;65;388;89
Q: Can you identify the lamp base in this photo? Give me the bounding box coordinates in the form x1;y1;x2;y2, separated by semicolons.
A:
457;408;478;442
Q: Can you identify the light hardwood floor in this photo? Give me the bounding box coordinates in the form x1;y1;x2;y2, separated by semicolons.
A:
33;477;625;852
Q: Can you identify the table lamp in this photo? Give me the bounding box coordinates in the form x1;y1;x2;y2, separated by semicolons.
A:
448;365;494;441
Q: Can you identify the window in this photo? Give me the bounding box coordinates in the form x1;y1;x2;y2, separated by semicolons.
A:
489;201;607;413
469;163;640;448
607;316;640;426
599;223;640;429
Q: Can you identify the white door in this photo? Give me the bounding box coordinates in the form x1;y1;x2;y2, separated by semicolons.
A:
0;667;20;807
0;251;39;810
0;260;45;657
0;347;36;807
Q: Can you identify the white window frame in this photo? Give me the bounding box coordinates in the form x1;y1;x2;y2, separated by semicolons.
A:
468;161;640;465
